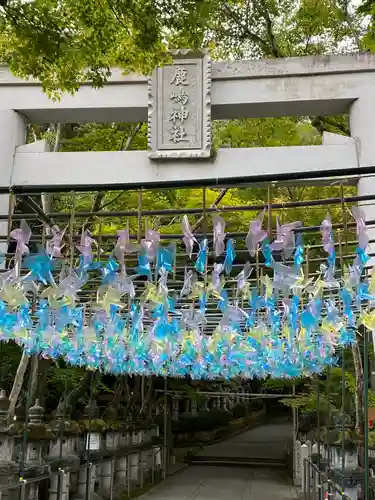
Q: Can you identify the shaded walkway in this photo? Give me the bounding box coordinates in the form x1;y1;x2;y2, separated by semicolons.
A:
140;418;296;500
194;416;292;461
140;465;297;500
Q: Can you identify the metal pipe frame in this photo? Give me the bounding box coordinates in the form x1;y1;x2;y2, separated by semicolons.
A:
5;190;375;222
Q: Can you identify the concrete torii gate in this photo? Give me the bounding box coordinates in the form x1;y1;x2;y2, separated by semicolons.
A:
0;51;375;232
0;51;374;488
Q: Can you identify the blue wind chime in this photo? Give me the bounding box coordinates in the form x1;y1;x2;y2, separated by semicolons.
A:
0;207;371;380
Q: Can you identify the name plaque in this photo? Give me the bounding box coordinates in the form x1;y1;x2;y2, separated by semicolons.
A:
148;49;211;159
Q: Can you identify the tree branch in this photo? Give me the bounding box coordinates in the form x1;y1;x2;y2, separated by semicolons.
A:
139;378;154;416
310;116;350;137
286;187;295;202
220;3;270;53
57;370;92;412
338;0;362;50
28;355;39;406
192;188;229;233
8;352;29;419
258;0;283;58
103;376;125;418
120;123;142;151
319;116;350;136
85;123;143;231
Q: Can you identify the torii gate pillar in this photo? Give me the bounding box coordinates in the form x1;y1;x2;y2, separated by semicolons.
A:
0;110;26;261
350;92;375;386
350;92;375;266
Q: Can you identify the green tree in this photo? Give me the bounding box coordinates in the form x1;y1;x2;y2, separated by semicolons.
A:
0;0;369;95
359;0;375;52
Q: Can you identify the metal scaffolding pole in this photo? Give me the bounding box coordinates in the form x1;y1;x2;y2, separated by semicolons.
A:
163;377;168;480
364;329;369;500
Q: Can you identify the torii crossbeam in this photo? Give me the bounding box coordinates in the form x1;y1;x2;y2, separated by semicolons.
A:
0;52;374;194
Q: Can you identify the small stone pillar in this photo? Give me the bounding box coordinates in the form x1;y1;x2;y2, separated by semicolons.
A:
136;423;151;474
99;457;115;499
294;439;302;487
130;425;141;484
48;403;80;500
191;399;197;416
154;443;162;470
306;440;312;457
224;397;231;412
200;398;209;412
301;443;309;493
114;454;128;487
226;393;234;411
184;399;190;414
74;466;93;500
235;390;241;405
114;423;131;487
132;426;142;446
24;400;52;500
129;451;139;484
220;398;226;411
104;405;120;453
171;397;179;421
100;405;119;499
239;388;245;403
0;390;18;500
212;397;220;410
49;471;69;500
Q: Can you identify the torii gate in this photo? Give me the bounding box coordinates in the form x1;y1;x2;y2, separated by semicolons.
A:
0;50;374;488
0;51;375;234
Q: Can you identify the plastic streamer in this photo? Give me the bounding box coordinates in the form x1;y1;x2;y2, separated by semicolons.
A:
0;209;371;380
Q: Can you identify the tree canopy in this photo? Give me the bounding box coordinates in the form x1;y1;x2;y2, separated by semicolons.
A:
0;0;370;95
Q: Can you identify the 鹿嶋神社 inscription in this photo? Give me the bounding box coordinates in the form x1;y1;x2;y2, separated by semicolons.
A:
148;50;211;159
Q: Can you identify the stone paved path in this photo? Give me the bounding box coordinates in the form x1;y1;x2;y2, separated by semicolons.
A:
140;465;297;500
139;419;297;500
195;417;292;460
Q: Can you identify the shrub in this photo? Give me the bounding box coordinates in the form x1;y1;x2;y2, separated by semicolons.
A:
174;410;232;434
250;399;264;411
232;403;248;419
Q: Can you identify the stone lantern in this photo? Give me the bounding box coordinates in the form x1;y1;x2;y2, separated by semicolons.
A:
24;399;52;500
74;400;105;500
48;402;80;467
0;390;18;499
80;400;103;460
